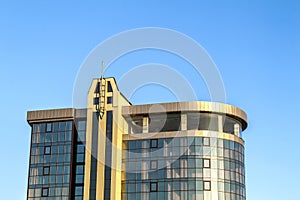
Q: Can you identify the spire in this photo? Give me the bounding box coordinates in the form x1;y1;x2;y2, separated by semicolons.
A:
101;61;105;79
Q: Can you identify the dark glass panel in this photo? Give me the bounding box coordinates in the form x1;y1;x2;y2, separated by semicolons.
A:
46;123;52;132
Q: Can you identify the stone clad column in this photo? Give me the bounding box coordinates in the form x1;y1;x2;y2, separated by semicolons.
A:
218;115;223;132
181;113;187;131
142;116;149;133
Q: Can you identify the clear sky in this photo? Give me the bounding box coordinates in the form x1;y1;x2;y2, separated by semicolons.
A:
0;0;299;199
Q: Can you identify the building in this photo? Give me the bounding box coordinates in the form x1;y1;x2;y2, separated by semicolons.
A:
26;77;248;200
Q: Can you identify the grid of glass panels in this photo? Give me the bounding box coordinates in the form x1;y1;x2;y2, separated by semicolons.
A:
104;111;113;200
73;120;86;200
27;121;73;200
122;137;245;200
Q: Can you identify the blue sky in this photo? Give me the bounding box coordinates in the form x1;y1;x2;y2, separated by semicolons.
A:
0;0;299;199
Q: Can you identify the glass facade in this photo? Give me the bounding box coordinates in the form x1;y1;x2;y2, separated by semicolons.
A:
104;111;113;200
27;121;73;200
123;137;245;200
72;120;86;200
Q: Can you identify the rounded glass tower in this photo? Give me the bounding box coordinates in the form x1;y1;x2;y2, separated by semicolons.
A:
122;101;247;200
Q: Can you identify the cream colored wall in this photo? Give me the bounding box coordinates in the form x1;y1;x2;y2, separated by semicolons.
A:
84;78;130;200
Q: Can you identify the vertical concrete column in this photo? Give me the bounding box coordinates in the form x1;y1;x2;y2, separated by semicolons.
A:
218;115;223;132
142;116;149;133
181;113;187;131
234;123;240;137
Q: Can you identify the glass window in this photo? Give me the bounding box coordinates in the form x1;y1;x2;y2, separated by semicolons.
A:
76;154;85;163
77;121;86;131
203;159;211;168
149;113;181;132
64;166;70;174
150;182;158;192
107;97;113;104
204;181;211;191
150;160;158;170
40;123;46;133
43;166;50;175
94;82;100;93
107;81;113;92
77;131;86;142
151;139;158;148
59;132;65;141
203;137;210;146
75;186;83;196
76;165;84;174
66;121;72;131
187;113;219;131
76;175;84;184
65;131;72;141
46;123;52;132
33;124;40;133
223;117;241;134
196;181;203;191
59;122;66;132
53;122;59;132
200;113;218;131
77;144;85;153
44;146;51;155
93;97;99;105
42;188;49;197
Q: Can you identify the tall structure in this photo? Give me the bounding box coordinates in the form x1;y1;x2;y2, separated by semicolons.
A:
26;77;248;200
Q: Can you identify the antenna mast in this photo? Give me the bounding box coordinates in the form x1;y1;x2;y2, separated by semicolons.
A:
101;61;105;79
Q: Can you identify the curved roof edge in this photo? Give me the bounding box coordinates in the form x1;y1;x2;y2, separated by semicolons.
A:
122;101;248;131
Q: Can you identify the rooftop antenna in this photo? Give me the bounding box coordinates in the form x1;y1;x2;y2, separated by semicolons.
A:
101;61;105;79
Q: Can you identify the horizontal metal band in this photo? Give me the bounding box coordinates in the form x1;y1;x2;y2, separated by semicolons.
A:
122;130;245;145
27;108;75;124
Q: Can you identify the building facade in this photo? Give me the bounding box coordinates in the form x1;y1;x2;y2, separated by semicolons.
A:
26;77;248;200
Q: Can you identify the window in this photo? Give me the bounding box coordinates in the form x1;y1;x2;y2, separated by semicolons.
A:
203;159;211;168
75;186;83;196
107;96;113;104
44;146;51;155
93;97;99;105
203;137;210;146
46;123;52;132
76;165;84;174
42;188;49;197
94;82;100;93
150;160;158;170
150;139;158;148
150;182;157;192
77;121;86;131
76;174;84;184
107;81;113;92
77;144;85;153
204;181;211;191
43;166;50;175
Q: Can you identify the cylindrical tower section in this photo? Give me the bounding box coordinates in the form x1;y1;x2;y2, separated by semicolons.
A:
122;102;248;200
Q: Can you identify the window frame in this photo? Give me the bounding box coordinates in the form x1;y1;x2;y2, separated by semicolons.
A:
203;159;211;168
203;137;210;146
203;181;211;191
150;160;158;170
44;146;51;155
41;187;49;197
43;166;50;176
150;139;158;148
46;123;52;132
107;96;113;104
150;182;158;192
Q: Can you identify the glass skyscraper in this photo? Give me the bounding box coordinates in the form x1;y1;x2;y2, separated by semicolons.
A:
26;77;248;200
